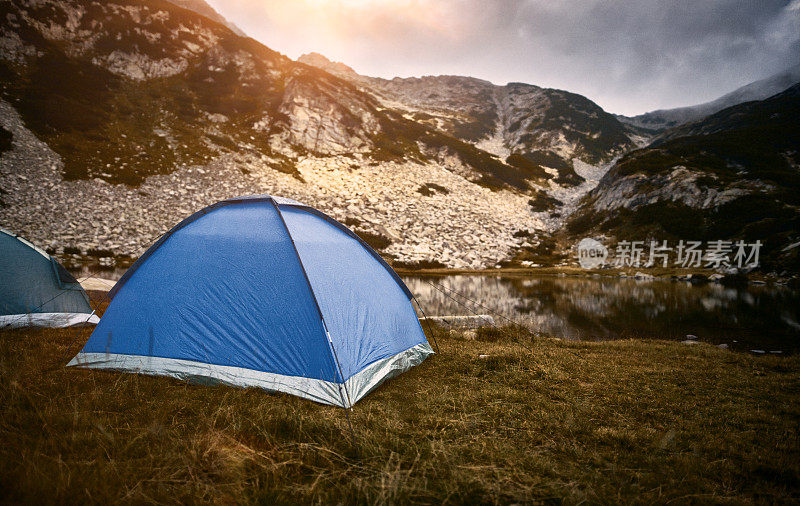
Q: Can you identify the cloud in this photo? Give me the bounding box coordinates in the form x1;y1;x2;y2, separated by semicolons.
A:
208;0;800;115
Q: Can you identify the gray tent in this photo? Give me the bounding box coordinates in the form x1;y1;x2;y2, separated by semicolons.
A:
0;228;99;328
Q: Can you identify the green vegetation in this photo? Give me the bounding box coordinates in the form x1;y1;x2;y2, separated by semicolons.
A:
353;230;392;252
390;258;448;270
4;0;632;195
518;150;571;171
0;126;12;154
1;322;798;503
507;84;633;165
506;151;587;187
372;110;539;192
528;189;563;213
340;218;393;251
609;84;800;203
503;236;567;267
505;153;552;181
0;0;305;185
449;107;498;142
567;196;800;272
416;182;450;196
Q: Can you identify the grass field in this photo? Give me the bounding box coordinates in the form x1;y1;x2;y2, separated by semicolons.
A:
1;321;798;503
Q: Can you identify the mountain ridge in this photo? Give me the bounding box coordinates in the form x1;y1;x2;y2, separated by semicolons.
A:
164;0;245;36
299;51;638;177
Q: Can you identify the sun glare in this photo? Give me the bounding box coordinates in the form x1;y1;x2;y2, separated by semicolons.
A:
306;0;400;6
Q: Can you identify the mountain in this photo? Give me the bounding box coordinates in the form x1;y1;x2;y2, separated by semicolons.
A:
0;0;643;270
618;64;800;132
567;83;800;272
299;52;637;187
165;0;245;36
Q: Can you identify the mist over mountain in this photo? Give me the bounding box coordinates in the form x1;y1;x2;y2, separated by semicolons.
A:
617;64;800;132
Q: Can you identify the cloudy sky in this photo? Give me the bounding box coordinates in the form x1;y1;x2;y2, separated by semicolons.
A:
207;0;800;115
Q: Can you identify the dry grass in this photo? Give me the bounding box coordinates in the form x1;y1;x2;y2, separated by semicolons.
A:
1;321;798;504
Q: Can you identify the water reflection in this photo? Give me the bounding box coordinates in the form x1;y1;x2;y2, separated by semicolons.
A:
403;275;800;352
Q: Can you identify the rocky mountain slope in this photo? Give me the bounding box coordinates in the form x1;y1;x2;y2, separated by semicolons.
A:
0;0;644;269
617;63;800;132
2;0;561;190
567;83;800;272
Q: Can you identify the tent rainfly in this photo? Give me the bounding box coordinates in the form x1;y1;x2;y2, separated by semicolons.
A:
68;195;434;407
0;227;99;328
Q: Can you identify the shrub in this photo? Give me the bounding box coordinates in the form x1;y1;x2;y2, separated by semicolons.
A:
416;183;450;196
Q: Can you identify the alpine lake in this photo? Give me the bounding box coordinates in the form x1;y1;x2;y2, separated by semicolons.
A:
403;273;800;354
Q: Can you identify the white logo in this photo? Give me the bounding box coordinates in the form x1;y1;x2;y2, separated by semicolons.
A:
577;238;608;269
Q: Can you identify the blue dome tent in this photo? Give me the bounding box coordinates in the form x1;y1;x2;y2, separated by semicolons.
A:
1;227;99;328
68;195;434;407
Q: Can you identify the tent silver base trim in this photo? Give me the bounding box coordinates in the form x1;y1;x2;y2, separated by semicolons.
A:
345;342;434;406
0;312;100;329
67;342;434;407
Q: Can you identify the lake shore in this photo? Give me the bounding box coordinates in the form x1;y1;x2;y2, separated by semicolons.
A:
1;323;797;503
397;265;793;285
74;257;794;286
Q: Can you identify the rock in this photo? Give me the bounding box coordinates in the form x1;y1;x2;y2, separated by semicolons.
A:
421;315;495;329
720;273;749;288
685;334;698;340
681;340;698;345
717;343;728;349
750;349;766;354
80;278;117;291
634;272;654;280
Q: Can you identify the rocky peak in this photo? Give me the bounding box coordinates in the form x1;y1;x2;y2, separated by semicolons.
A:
0;0;656;271
164;0;246;36
297;52;360;80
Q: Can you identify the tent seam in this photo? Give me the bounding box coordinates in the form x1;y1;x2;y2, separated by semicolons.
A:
268;199;354;408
